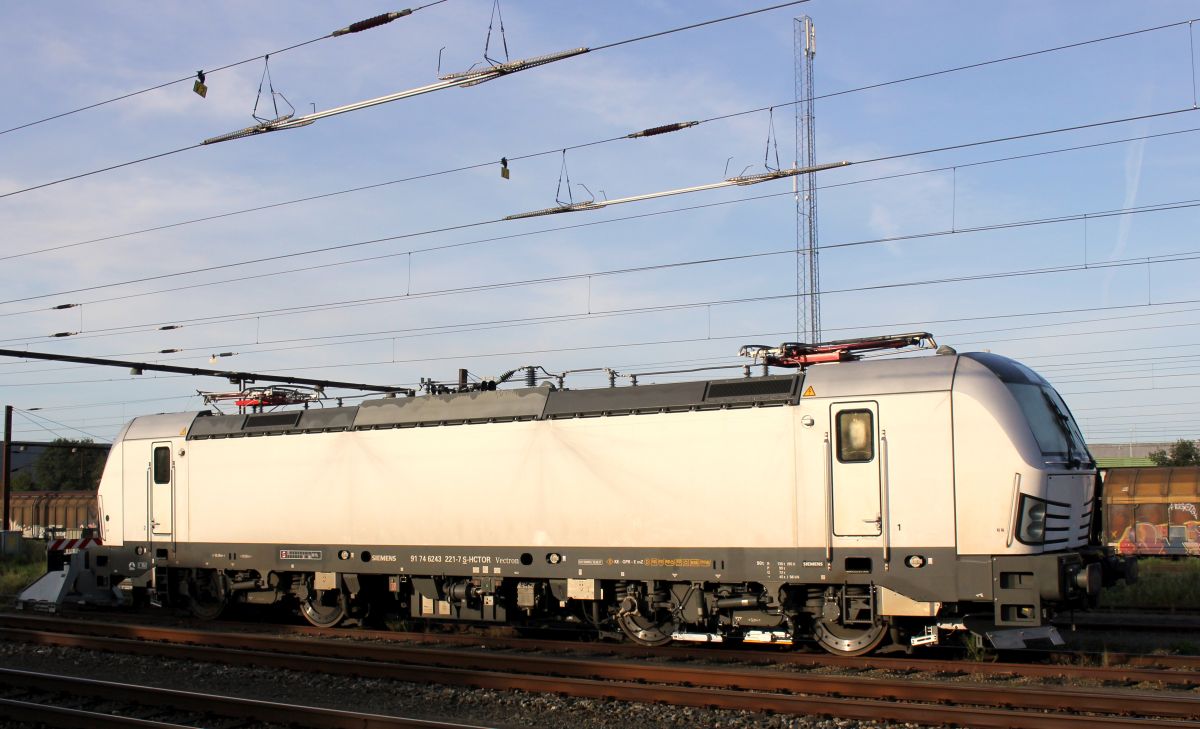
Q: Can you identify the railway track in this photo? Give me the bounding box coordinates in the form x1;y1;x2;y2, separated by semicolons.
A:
0;667;485;729
3;614;1199;728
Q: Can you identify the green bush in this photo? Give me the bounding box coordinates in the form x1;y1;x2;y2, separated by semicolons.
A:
1099;558;1200;610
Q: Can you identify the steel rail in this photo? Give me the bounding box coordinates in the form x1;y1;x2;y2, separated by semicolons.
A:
0;667;485;729
9;612;1198;681
0;696;195;729
2;622;1198;727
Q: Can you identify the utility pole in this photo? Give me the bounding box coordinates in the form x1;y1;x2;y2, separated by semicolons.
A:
794;15;820;342
2;405;11;537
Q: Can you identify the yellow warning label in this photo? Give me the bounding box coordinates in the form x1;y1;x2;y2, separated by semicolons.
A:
802;386;816;397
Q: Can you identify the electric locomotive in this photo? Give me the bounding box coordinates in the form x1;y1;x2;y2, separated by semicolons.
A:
19;333;1135;655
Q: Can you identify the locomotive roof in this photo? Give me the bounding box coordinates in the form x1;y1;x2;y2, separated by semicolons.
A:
114;351;969;442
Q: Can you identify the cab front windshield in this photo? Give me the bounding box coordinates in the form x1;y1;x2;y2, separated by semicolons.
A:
966;354;1092;466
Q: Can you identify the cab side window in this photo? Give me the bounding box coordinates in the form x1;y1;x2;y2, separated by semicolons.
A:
836;410;874;463
153;446;171;484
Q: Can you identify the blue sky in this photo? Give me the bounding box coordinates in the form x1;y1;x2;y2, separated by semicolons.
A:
1;1;1198;446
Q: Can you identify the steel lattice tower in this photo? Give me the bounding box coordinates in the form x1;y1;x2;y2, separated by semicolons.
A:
794;15;819;343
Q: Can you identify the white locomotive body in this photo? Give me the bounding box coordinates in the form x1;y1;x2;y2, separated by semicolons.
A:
36;346;1133;654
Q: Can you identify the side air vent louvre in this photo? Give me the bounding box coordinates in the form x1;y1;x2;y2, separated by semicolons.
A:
704;377;797;402
243;412;303;429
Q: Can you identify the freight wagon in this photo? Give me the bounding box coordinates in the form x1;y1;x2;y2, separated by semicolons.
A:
1104;467;1200;556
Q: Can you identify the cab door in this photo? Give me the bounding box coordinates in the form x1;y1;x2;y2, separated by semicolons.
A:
148;442;174;546
830;402;882;536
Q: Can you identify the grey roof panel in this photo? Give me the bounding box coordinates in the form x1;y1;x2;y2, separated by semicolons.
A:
544;381;707;417
801;355;956;397
298;407;357;431
354;388;549;428
187;413;246;439
121;412;204;441
188;406;361;439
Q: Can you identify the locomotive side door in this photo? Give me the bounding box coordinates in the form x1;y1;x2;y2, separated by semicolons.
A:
148;441;174;548
829;402;882;537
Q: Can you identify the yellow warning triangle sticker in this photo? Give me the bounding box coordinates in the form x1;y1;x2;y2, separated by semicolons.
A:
802;386;816;397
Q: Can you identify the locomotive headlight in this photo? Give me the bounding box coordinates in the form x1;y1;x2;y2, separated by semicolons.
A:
1016;494;1049;545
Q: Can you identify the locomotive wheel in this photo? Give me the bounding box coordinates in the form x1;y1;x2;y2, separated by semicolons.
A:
188;570;228;621
301;588;348;628
616;611;678;646
813;617;889;656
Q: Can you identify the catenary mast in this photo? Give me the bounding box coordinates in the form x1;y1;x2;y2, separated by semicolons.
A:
794;15;820;342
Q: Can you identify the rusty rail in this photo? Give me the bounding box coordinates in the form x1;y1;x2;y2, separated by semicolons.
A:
2;616;1199;728
0;667;482;728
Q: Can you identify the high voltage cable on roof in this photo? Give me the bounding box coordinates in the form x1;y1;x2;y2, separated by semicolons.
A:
0;4;449;138
19;343;1200;422
1;13;1189;207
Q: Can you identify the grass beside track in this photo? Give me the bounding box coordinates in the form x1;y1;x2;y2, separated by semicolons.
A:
1099;558;1200;611
0;540;47;597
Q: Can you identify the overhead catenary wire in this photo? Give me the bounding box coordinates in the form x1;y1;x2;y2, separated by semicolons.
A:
0;3;449;138
15;408;105;441
4;17;1195;436
18;298;1200;378
14;330;1200;435
14;235;1200;386
0;1;807;200
4;180;1200;347
7;189;1200;352
7;16;1200;263
16;291;1200;392
5;104;1196;310
3;118;1194;321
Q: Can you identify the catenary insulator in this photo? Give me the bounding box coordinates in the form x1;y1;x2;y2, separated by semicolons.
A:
627;121;698;138
332;10;412;37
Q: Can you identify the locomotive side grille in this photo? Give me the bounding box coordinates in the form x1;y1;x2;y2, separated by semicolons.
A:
243;412;302;429
703;376;798;403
